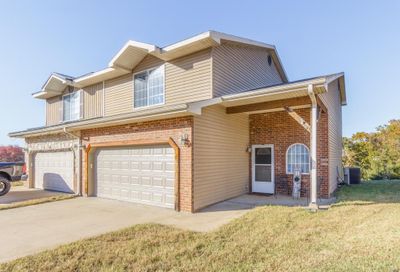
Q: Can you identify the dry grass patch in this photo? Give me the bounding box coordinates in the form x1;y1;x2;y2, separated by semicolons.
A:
10;181;24;187
0;194;76;211
1;181;400;271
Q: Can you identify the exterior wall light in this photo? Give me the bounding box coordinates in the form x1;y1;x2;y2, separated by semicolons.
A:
180;133;189;146
246;146;252;153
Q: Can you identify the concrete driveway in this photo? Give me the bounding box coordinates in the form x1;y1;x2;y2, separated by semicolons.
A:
0;186;68;205
0;197;251;263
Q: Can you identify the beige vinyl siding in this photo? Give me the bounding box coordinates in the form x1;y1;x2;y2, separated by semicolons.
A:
134;49;212;104
165;49;212;104
212;42;283;97
104;74;133;116
318;80;343;194
133;55;164;73
46;96;62;126
193;104;249;210
104;49;212;116
83;82;103;119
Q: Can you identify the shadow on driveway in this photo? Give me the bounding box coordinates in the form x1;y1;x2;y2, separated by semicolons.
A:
0;186;69;205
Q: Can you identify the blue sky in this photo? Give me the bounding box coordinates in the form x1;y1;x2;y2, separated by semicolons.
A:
0;0;399;145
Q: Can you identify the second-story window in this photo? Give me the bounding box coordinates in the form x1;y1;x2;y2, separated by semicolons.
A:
63;92;80;122
134;65;165;108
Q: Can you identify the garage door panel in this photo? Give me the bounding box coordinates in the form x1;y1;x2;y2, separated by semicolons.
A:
95;145;175;208
34;151;74;193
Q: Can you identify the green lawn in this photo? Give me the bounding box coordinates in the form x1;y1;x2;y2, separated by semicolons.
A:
2;181;400;272
335;179;400;204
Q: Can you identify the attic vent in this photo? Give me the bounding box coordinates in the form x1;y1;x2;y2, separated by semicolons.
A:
267;55;272;66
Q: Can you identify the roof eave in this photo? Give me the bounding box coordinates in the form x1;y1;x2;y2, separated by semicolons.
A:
8;103;192;138
324;72;347;106
33;31;289;96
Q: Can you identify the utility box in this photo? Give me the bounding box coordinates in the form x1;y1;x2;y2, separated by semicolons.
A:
292;169;302;199
344;167;361;184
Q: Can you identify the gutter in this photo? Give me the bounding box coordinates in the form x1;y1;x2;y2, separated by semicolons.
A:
9;103;193;138
221;79;327;102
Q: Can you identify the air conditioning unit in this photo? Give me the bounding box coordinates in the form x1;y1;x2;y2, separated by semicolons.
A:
344;167;361;185
344;168;350;185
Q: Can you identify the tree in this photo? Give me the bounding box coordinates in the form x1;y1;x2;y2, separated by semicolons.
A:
343;119;400;180
343;132;373;179
369;120;400;179
0;145;24;162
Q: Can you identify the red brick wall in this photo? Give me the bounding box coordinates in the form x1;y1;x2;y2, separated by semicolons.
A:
249;108;330;198
81;117;194;212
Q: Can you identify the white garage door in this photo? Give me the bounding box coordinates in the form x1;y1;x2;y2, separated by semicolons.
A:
95;145;175;209
34;151;74;193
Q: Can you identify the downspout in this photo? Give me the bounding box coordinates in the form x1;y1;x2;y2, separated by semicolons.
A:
63;127;82;196
307;84;318;210
102;80;105;116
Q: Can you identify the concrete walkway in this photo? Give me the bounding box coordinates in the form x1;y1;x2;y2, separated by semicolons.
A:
0;193;335;263
0;197;250;263
224;194;336;209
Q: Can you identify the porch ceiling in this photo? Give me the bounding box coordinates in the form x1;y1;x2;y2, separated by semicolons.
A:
220;85;325;108
226;96;311;114
222;82;329;115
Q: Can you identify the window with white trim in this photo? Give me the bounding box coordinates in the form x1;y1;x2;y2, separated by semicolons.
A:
63;92;80;121
134;66;164;108
286;143;310;174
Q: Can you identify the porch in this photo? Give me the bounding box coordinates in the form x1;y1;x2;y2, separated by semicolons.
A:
201;194;336;213
220;81;334;209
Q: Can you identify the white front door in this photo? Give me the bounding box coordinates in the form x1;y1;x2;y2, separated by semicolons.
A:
252;145;274;194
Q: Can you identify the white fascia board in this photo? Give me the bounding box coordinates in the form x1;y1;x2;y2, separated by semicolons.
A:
187;97;222;115
323;72;347;106
74;67;115;84
209;30;276;50
162;30;276;52
9;104;190;138
162;31;212;52
32;91;48;99
108;40;159;68
325;72;344;87
42;74;67;90
32;88;64;99
8;127;64;138
36;74;75;99
271;49;289;82
222;79;327;102
339;76;347;105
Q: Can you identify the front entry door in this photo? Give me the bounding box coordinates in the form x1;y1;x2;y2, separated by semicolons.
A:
252;145;274;194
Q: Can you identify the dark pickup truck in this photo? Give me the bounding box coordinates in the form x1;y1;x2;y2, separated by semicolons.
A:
0;162;25;196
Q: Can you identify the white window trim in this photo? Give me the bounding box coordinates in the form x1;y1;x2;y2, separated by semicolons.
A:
132;65;166;109
62;91;82;122
285;143;310;175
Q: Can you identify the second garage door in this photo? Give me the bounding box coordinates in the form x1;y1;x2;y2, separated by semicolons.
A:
94;145;175;208
34;151;74;193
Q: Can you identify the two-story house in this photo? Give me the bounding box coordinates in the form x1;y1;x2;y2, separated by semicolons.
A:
9;31;346;212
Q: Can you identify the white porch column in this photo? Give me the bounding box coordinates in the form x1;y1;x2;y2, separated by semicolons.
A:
308;84;318;209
